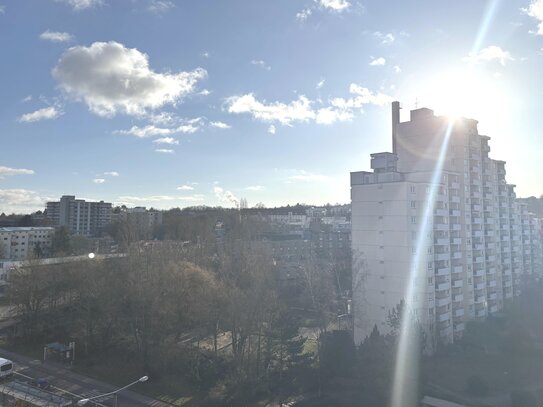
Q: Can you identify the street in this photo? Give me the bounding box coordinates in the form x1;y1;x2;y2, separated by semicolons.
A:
0;347;173;406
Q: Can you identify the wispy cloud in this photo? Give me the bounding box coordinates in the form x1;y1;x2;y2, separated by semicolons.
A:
148;0;174;14
464;45;514;65
116;194;205;208
103;171;119;177
316;78;326;89
115;124;198;138
373;31;395;45
56;0;104;11
226;84;391;126
40;30;74;42
393;65;401;73
209;121;231;129
369;57;386;66
0;5;5;14
268;125;276;134
153;137;179;145
250;60;271;71
0;166;35;178
92;178;105;184
524;0;543;34
53;41;207;117
18;106;63;123
155;148;175;154
177;185;194;191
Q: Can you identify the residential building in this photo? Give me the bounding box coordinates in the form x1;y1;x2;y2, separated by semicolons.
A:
46;195;112;236
0;227;54;261
112;206;163;239
351;102;543;346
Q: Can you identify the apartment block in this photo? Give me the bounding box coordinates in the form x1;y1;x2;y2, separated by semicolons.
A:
0;227;54;261
351;102;543;346
46;195;112;236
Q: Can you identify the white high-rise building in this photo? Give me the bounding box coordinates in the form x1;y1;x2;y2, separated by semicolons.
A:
0;227;55;261
351;102;543;346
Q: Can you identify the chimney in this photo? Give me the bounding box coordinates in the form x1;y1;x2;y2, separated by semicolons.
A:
391;101;401;154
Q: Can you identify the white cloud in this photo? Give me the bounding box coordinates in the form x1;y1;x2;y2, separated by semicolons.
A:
329;84;392;110
21;95;33;103
373;31;395;45
0;5;5;14
155;148;175;154
213;186;239;207
226;94;315;125
115;123;198;138
315;107;353;124
227;84;391;127
369;57;386;66
525;0;543;34
0;166;35;178
296;7;312;21
198;89;211;96
0;189;50;214
209;121;231;129
319;0;350;12
153;136;179;145
201;51;210;58
464;45;514;65
393;65;401;73
287;170;329;182
177;185;194;191
148;0;174;14
18;106;63;123
316;78;326;89
103;171;119;176
250;60;271;70
53;41;207;117
245;185;264;191
93;178;105;184
56;0;104;11
40;30;74;43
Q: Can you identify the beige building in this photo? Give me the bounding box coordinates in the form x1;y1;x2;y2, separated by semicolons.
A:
351;102;542;346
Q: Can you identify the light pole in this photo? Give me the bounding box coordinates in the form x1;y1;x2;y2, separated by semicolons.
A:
77;376;148;406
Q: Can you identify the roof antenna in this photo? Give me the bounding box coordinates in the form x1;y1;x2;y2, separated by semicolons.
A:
414;97;419;109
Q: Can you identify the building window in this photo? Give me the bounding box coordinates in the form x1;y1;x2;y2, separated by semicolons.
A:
411;201;417;208
411;216;417;224
410;185;416;193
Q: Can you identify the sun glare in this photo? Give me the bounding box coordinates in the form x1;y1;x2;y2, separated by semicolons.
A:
418;69;504;121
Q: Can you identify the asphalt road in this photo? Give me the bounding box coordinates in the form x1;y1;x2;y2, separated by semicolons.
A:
0;347;173;406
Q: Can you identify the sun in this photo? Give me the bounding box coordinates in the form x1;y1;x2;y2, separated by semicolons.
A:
417;68;505;121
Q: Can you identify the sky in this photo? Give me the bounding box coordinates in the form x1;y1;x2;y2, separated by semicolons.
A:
1;0;542;213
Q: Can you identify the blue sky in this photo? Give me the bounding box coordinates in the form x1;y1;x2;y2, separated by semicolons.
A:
1;0;542;213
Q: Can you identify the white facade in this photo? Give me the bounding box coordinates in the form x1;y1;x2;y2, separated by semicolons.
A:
0;227;54;261
351;103;543;346
46;195;112;236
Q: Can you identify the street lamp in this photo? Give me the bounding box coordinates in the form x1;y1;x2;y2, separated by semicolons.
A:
77;376;148;406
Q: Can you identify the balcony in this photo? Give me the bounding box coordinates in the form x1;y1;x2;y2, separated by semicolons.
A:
454;323;465;332
474;256;484;263
451;223;462;231
451;196;461;203
449;182;460;189
452;266;463;274
435;253;450;261
472;204;482;212
449;209;461;217
476;309;487;317
453;294;463;302
450;237;462;245
438;312;451;322
473;231;483;237
489;305;499;313
475;283;486;290
435;208;448;217
486;255;496;262
436;281;451;291
434;238;449;245
488;292;498;300
435;223;449;231
486;267;496;275
475;295;486;303
435;267;450;276
436;297;451;307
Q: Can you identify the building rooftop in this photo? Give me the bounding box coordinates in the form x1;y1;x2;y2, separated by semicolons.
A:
0;227;55;232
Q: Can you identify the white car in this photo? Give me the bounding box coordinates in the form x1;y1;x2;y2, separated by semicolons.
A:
0;358;13;379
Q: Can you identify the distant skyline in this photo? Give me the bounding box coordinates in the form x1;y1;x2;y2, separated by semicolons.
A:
1;0;542;213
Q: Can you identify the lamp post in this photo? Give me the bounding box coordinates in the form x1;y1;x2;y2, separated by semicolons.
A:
77;376;148;406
